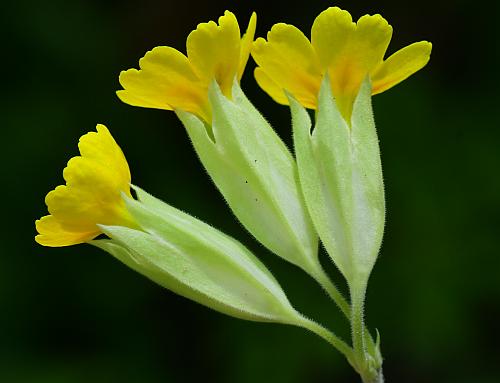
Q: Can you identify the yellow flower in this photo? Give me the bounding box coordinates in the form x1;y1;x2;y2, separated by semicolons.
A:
35;124;135;247
117;11;257;123
252;7;432;122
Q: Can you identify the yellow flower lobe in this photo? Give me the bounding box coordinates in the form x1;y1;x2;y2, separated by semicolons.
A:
35;124;134;247
253;23;322;109
252;6;432;122
117;11;257;123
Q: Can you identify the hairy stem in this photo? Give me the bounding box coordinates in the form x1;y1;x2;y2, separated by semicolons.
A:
313;266;351;318
351;281;368;366
312;265;378;357
296;315;356;366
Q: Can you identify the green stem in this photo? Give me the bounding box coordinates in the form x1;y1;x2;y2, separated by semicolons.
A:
313;266;351;319
312;265;378;357
351;281;368;366
350;279;386;383
296;315;356;367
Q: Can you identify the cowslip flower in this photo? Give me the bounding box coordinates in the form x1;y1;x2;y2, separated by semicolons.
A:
117;11;256;123
34;126;315;329
35;124;135;247
252;6;432;122
284;8;432;380
34;127;348;344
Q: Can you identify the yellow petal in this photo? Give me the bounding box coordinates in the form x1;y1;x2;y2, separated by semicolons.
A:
254;67;288;105
252;23;322;109
45;177;129;233
117;46;210;121
371;41;432;95
47;153;132;232
312;8;393;121
238;12;257;81
312;8;392;71
311;7;356;69
77;124;130;188
187;10;241;97
35;215;99;247
352;14;393;72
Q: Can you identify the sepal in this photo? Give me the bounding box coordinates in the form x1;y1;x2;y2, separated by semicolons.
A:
92;186;299;323
290;76;385;287
177;80;321;277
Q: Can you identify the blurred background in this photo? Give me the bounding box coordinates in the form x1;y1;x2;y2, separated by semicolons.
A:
2;0;499;382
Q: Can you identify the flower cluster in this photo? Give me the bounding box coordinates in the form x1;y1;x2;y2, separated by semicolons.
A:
36;7;431;383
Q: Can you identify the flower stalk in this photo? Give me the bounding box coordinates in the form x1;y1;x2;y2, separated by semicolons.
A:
350;281;369;375
313;266;351;319
296;316;356;366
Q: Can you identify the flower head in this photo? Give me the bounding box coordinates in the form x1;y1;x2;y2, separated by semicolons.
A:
252;7;432;122
35;124;134;247
117;11;257;123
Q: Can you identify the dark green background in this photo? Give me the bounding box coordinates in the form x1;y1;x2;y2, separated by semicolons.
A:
2;0;499;382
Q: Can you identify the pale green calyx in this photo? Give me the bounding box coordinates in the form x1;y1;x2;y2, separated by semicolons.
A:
93;186;299;324
177;79;321;278
290;76;385;289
